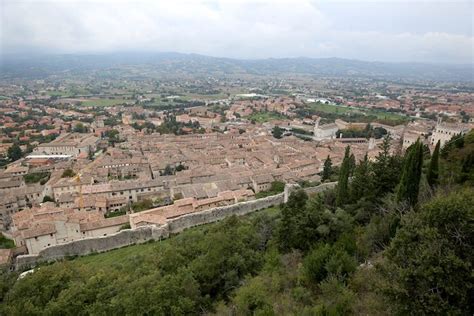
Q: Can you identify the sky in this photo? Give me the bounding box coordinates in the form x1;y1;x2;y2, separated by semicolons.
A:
1;0;473;63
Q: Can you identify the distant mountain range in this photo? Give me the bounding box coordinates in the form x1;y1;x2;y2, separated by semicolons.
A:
1;52;473;82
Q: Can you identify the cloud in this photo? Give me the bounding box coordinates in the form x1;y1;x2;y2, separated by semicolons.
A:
1;0;472;63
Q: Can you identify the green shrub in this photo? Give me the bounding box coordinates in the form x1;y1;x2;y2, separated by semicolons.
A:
303;244;332;283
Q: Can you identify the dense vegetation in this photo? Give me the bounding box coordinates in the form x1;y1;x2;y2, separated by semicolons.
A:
294;102;409;126
23;172;51;184
1;131;473;315
131;115;205;135
1;210;279;315
336;123;388;139
0;233;15;249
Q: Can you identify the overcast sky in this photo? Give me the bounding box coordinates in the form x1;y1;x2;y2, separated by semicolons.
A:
1;0;473;63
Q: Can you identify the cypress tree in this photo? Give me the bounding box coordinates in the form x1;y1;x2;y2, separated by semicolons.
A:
350;153;371;202
349;153;356;176
321;155;333;182
427;140;440;188
459;151;474;184
373;134;401;197
336;146;351;206
397;140;423;206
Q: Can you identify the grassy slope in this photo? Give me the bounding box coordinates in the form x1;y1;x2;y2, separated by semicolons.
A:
63;206;280;269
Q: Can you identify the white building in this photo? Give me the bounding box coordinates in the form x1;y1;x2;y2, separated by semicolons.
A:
430;119;471;147
313;118;338;141
33;133;99;157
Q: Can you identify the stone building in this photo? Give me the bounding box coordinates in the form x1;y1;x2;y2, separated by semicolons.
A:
10;203;129;254
430;119;471;147
313;118;338;141
33;133;99;157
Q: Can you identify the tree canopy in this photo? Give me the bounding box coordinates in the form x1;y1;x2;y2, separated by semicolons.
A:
7;144;22;162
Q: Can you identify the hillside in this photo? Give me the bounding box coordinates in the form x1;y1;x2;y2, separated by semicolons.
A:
2;52;473;82
1;131;473;315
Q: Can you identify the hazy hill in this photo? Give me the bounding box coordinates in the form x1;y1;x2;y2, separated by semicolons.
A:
1;52;472;82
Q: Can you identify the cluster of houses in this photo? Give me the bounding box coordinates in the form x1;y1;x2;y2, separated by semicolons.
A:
0;100;472;260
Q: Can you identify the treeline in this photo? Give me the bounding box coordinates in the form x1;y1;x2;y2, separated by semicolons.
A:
336;123;388;139
131;115;205;135
1;131;473;315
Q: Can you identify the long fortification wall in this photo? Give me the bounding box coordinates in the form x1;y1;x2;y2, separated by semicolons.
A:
14;193;284;270
14;182;337;270
167;193;283;234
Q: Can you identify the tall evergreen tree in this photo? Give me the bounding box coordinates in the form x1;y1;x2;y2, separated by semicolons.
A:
350;153;372;202
321;155;333;182
459;151;474;184
336;146;351;206
396;140;423;206
373;134;401;197
277;190;309;251
427;140;440;188
349;153;356;176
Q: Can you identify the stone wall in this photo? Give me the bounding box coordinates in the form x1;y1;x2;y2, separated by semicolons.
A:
167;193;284;234
14;183;337;270
283;181;337;201
14;226;166;270
302;181;337;195
14;193;284;270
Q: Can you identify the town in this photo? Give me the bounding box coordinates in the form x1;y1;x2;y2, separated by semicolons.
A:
0;71;472;262
1;0;473;313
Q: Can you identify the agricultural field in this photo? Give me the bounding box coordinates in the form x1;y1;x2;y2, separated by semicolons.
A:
309;102;409;125
45;91;71;97
247;111;287;123
78;98;131;107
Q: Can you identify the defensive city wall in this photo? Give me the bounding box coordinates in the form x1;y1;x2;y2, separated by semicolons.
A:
14;182;337;270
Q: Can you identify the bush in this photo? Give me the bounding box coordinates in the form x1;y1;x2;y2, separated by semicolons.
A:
255;181;286;199
382;189;474;315
120;223;131;230
61;169;75;178
0;233;15;249
24;172;50;184
316;276;355;315
105;207;127;218
304;242;357;285
42;195;54;203
131;199;153;212
303;244;332;283
324;249;357;280
233;276;274;315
